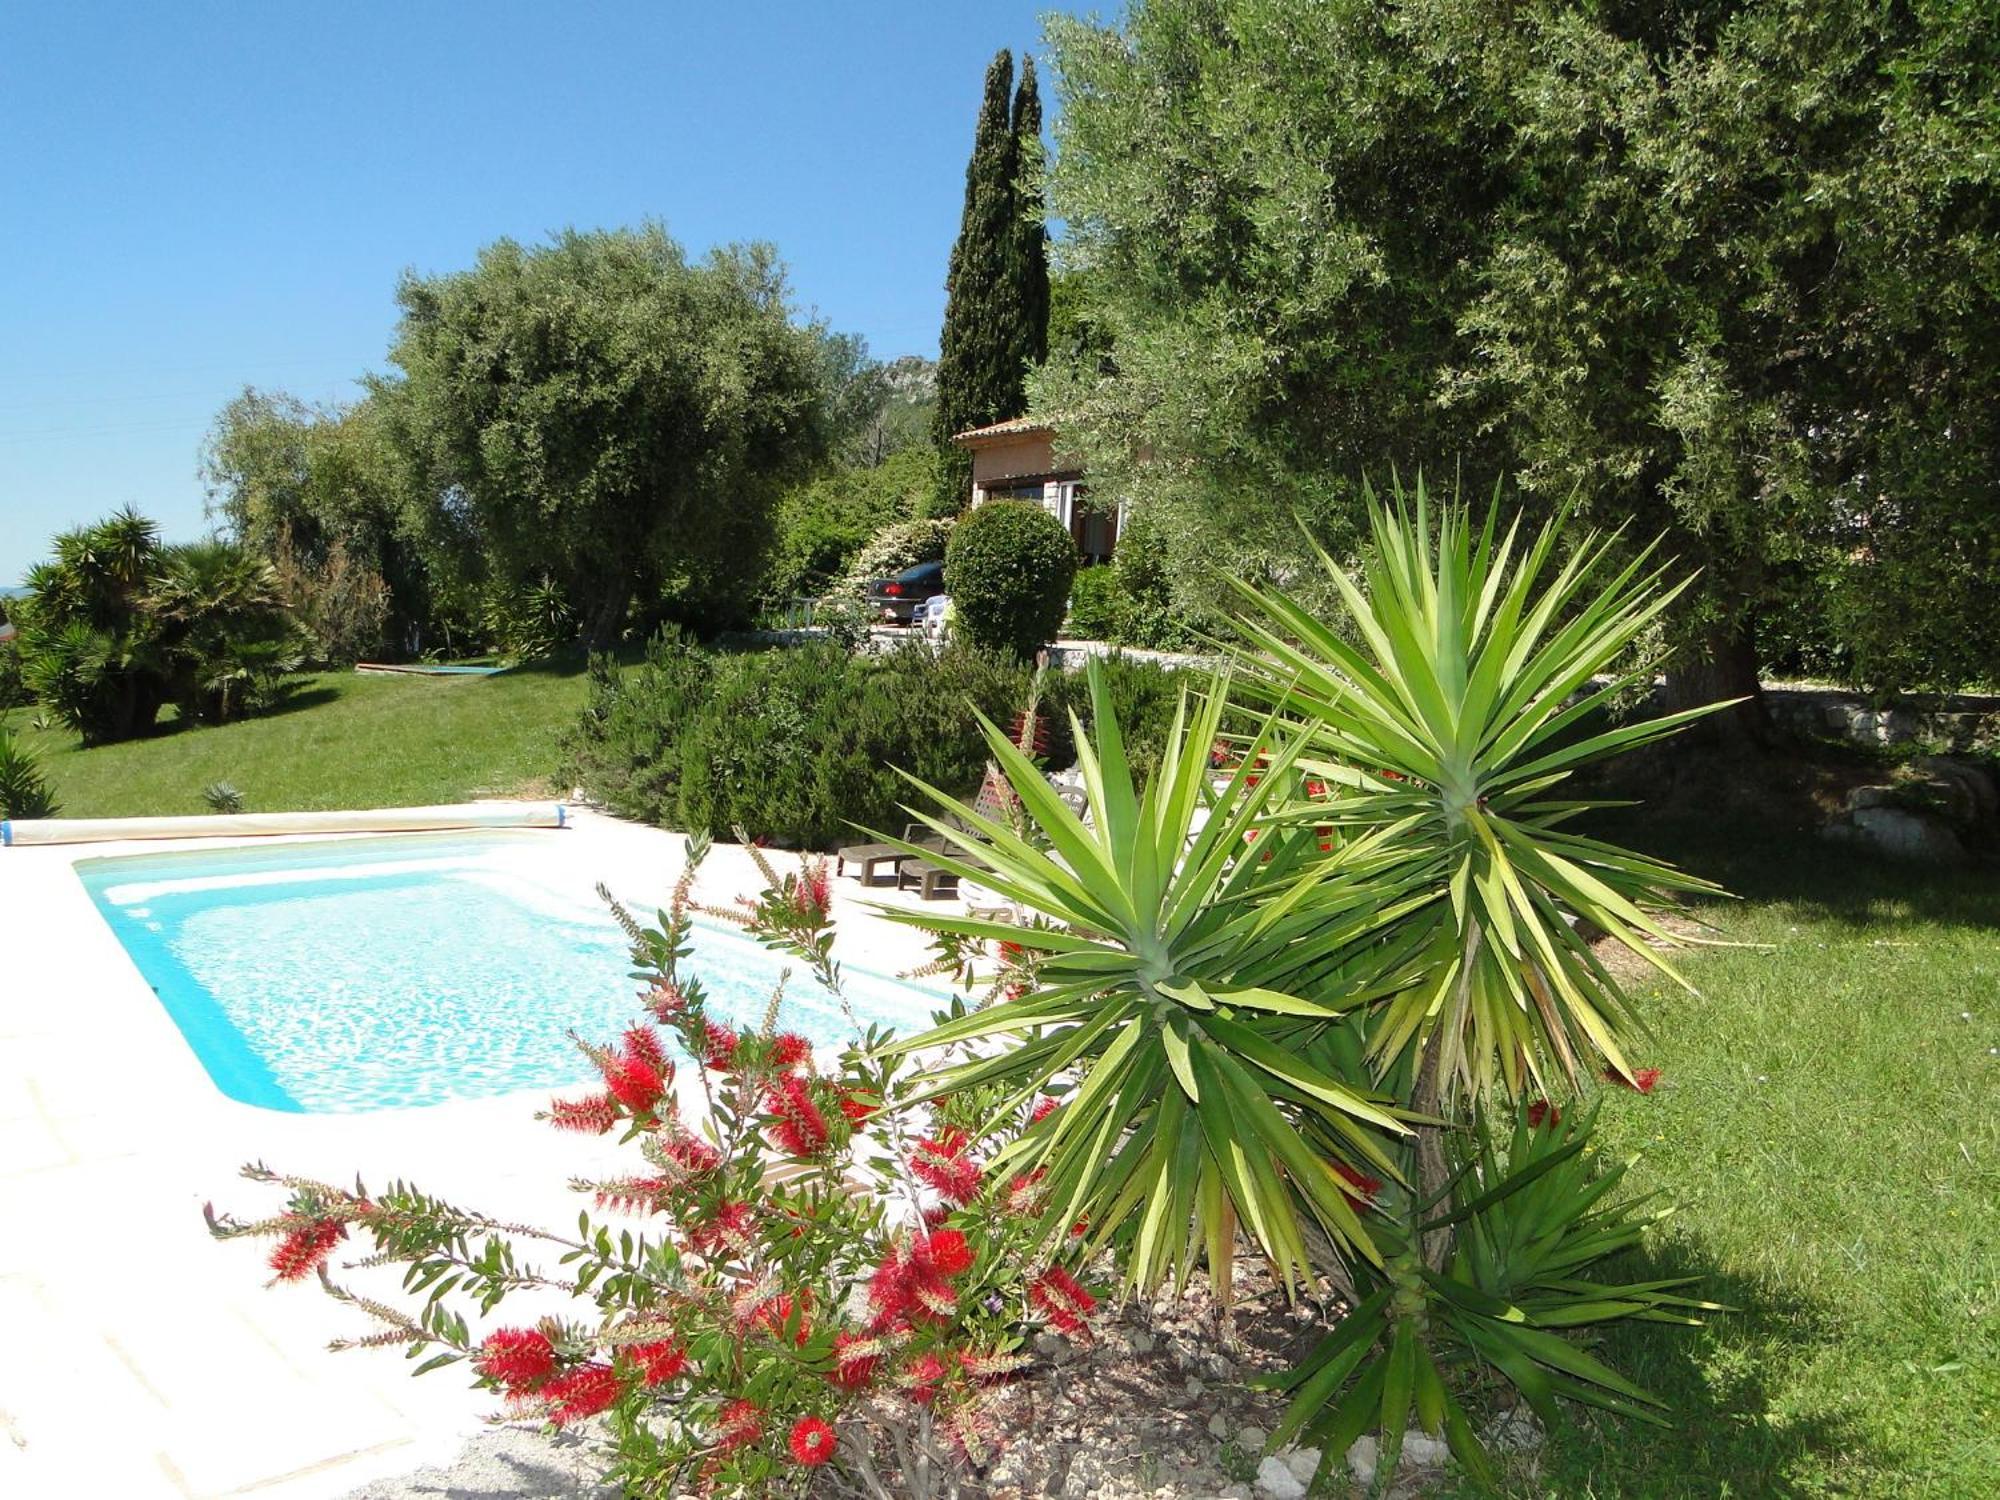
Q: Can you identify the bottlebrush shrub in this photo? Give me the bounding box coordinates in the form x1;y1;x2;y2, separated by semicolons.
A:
206;835;1098;1497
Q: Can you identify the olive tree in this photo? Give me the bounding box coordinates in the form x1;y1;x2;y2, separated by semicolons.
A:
385;226;841;644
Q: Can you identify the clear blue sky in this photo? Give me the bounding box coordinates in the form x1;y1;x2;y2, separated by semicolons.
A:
0;0;1080;583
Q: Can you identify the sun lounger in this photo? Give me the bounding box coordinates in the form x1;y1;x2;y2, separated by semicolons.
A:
896;858;961;899
836;823;943;885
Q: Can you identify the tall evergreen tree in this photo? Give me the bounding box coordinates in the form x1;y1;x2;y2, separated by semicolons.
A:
929;50;1038;516
1008;56;1051;381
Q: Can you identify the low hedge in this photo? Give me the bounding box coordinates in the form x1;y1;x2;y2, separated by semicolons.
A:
563;636;1044;846
559;635;1193;848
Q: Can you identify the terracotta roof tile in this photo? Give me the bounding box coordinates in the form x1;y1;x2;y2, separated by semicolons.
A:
951;414;1055;444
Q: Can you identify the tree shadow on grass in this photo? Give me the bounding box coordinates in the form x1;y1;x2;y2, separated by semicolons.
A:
1580;804;2000;937
1488;1249;1877;1499
242;683;342;720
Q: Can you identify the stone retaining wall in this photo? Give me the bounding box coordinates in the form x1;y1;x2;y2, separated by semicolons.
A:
1764;684;2000;753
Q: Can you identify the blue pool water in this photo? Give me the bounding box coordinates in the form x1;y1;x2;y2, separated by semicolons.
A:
77;831;943;1113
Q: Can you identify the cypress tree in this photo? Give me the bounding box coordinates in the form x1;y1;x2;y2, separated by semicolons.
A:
1008;56;1050;380
929;50;1025;516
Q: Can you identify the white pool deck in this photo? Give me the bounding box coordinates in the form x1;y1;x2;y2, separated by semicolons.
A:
0;806;955;1500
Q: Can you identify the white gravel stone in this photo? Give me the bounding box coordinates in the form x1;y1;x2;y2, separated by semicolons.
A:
1283;1445;1322;1482
1346;1433;1379;1486
1482;1405;1546;1453
1237;1425;1267;1452
1208;1412;1233;1439
1404;1431;1451;1467
1185;1376;1207;1398
1253;1455;1307;1500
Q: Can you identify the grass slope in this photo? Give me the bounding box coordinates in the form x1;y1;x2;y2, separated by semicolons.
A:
1483;812;1998;1499
6;659;592;818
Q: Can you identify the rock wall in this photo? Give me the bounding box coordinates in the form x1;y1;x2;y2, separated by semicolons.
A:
1765;685;2000;753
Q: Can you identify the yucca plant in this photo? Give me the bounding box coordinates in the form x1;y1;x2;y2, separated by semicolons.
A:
1228;478;1727;1105
880;480;1725;1490
1259;1103;1725;1490
875;667;1421;1296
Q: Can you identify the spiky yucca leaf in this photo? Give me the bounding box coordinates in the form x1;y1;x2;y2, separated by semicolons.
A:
1229;477;1728;1101
1259;1104;1727;1493
875;661;1421;1294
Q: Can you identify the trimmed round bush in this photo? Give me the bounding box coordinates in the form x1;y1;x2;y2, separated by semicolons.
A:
945;502;1079;660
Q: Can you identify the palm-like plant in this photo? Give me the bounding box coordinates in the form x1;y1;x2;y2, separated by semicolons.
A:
882;482;1725;1489
876;667;1419;1295
1228;478;1726;1104
1259;1105;1724;1488
150;541;301;723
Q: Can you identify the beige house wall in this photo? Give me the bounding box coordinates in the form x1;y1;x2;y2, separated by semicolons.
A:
967;432;1077;493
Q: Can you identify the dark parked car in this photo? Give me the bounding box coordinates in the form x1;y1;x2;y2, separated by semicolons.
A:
865;560;946;624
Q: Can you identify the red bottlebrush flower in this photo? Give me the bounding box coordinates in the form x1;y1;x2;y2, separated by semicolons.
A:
1030;1095;1061;1124
661;1133;722;1175
766;1073;830;1157
623;1023;670;1076
1002;1168;1049;1217
544;1362;620;1425
1605;1065;1663;1095
792;860;833;922
749;1289;812;1347
771;1031;813;1071
603;1053;666;1115
901;1351;949;1405
1029;1266;1097;1338
625;1338;688;1387
643;980;685;1020
268;1218;345;1282
910;1129;984;1205
918;1227;974;1278
686;1200;755;1257
830;1330;882;1389
837;1088;877;1123
867;1250;914;1328
593;1175;673;1215
547;1090;619;1135
788;1415;836;1467
474;1327;557;1391
1332;1160;1383;1211
870;1231;964;1330
701;1022;739;1072
1526;1098;1561;1129
958;1346;1033;1383
716;1398;763;1451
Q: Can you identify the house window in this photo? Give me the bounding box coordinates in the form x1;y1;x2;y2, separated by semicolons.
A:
987;480;1055;508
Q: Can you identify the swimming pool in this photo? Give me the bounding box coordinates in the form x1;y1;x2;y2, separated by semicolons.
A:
76;831;943;1113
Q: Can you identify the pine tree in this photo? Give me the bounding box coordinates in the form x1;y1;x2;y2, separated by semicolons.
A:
1008;56;1050;381
929;50;1029;516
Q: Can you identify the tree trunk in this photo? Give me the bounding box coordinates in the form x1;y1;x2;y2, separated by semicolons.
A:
1410;1044;1452;1274
583;590;625;652
1661;618;1770;751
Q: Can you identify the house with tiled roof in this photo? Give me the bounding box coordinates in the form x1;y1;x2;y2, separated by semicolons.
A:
951;416;1120;563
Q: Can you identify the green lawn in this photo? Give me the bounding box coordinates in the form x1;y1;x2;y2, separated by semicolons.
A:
6;657;594;817
1478;811;1998;1499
